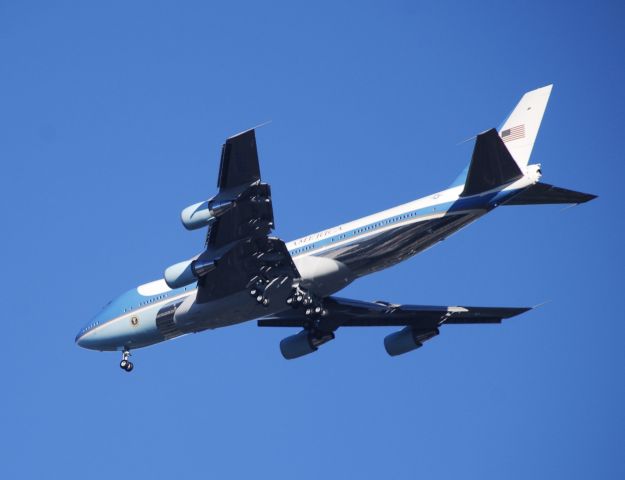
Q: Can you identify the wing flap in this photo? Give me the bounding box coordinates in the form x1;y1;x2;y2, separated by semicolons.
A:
197;236;299;303
207;185;275;248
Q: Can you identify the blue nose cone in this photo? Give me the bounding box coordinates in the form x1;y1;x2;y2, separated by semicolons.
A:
76;313;110;350
75;326;99;350
76;299;117;350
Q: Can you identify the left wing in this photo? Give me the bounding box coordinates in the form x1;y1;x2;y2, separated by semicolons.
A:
192;129;300;303
258;296;530;357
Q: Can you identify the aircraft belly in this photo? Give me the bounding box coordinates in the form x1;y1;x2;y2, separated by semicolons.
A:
174;289;291;331
322;212;483;277
293;256;354;297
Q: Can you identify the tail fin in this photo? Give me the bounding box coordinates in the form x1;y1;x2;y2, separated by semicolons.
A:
460;128;523;197
499;84;553;170
450;85;553;190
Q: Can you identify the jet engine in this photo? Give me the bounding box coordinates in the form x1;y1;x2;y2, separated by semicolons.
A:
180;200;235;230
163;256;217;289
383;327;439;357
280;330;335;360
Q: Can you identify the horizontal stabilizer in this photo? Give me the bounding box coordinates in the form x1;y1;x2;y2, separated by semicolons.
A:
461;129;523;197
504;182;597;205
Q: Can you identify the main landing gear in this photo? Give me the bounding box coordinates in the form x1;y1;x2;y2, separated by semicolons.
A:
247;275;269;306
120;350;134;372
286;286;328;317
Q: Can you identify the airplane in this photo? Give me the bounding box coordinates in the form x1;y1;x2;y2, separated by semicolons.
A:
75;85;596;372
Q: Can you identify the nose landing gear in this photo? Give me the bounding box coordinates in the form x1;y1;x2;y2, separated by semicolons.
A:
120;350;134;372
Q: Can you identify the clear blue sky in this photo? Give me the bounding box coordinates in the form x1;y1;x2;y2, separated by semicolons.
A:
1;1;623;478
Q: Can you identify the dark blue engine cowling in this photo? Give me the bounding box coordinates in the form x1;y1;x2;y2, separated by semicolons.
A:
280;330;335;360
384;327;439;356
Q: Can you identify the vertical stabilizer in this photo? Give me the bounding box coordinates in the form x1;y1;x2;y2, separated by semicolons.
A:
461;129;523;197
499;85;553;169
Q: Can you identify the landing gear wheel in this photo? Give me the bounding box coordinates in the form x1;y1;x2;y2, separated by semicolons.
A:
286;286;310;307
119;350;133;372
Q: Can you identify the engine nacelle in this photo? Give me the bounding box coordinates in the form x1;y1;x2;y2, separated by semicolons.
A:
163;257;217;289
180;200;235;230
280;330;335;360
384;327;439;357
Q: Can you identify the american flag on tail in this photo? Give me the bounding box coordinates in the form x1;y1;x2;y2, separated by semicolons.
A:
500;124;525;142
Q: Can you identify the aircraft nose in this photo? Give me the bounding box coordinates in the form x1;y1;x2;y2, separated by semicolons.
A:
75;325;101;350
75;329;91;349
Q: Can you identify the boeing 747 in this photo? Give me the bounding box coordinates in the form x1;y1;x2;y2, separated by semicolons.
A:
75;85;595;371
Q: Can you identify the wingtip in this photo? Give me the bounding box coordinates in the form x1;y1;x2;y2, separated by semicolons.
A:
228;120;272;140
575;192;598;204
516;306;534;315
496;306;534;319
531;300;551;310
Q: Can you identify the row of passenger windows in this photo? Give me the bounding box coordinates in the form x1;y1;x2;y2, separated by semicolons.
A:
122;286;193;313
291;211;419;255
124;292;173;313
83;320;101;332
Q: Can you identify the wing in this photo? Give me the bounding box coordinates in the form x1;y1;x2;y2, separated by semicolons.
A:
258;296;529;328
258;296;530;352
194;129;300;302
207;128;274;248
217;128;261;190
